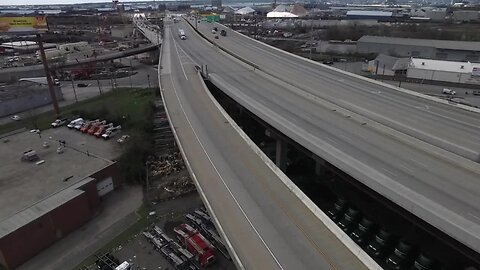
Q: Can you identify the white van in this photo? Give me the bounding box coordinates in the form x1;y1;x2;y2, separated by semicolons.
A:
67;118;83;129
442;88;456;95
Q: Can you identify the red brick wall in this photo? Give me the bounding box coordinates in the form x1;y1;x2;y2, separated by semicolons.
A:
0;193;92;269
0;163;123;269
77;179;100;212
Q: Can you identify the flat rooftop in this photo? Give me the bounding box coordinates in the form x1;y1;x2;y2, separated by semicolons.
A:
0;128;120;222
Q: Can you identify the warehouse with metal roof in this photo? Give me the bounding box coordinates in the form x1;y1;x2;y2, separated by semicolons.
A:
357;35;480;62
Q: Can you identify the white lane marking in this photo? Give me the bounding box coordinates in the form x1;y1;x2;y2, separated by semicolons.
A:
325;137;336;144
168;72;284;269
468;213;480;223
171;28;188;80
175;39;198;65
398;163;413;174
381;168;398;177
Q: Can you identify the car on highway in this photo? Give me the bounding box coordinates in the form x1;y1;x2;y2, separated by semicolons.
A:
220;29;227;36
442;88;456;95
366;229;394;260
385;240;415;270
349;217;376;245
10;115;21;121
51;118;68;128
214;35;219;39
336;207;360;233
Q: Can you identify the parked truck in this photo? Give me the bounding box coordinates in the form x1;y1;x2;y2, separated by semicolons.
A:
174;223;216;267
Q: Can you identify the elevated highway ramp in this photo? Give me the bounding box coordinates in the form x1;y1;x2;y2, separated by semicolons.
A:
170;19;480;258
159;23;374;269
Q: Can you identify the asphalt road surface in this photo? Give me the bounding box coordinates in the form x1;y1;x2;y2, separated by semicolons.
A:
166;19;480;256
198;21;480;164
159;23;371;270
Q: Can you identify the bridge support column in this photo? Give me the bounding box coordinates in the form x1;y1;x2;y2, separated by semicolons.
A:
276;139;288;172
312;155;326;177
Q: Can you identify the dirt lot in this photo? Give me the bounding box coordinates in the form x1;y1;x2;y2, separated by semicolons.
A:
110;193;236;270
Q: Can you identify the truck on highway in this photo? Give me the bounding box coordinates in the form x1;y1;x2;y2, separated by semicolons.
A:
179;29;186;40
220;29;227;36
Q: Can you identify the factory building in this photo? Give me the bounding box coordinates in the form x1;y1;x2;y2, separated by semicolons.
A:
357;35;480;62
452;10;479;22
345;10;393;20
0;130;122;269
405;58;480;85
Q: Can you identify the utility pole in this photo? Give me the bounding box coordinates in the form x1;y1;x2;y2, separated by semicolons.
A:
71;77;78;102
147;74;151;88
129;58;133;89
309;19;314;60
37;34;60;115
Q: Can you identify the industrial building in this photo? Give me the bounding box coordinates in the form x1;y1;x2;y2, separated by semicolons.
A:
0;78;63;117
0;129;122;270
345;10;393;20
266;4;308;18
357;35;480;62
404;58;480;85
211;0;222;9
452;10;479;22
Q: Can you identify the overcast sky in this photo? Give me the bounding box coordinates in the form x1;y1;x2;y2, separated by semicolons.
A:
2;0;149;5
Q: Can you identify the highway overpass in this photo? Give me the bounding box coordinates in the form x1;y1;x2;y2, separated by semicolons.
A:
155;22;376;269
136;14;480;267
174;19;480;258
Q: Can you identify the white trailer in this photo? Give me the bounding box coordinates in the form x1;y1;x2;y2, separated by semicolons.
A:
178;29;186;40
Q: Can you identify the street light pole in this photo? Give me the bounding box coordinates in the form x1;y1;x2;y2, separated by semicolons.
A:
37;34;60;115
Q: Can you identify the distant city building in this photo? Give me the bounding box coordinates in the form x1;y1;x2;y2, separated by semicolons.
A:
267;4;307;18
357;35;480;62
235;6;256;16
452;10;480;22
367;54;403;76
211;0;222;9
345;10;393;20
425;9;447;21
405;58;480;85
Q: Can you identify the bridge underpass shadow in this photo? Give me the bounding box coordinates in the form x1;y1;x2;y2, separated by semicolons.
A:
203;79;480;270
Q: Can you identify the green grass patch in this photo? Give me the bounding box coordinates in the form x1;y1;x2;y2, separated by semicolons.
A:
0;87;158;135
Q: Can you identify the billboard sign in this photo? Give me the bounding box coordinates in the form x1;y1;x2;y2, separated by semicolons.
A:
0;16;48;33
